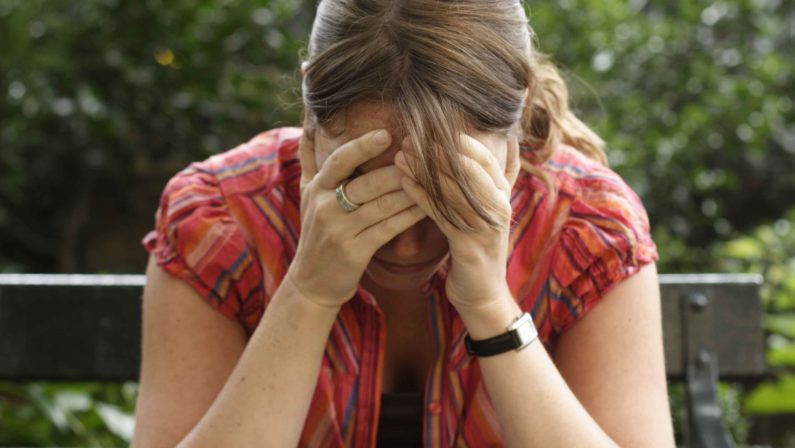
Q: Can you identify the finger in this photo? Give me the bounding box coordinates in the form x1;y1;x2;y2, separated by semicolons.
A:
344;165;404;206
299;130;318;192
397;149;502;212
351;190;417;236
315;129;392;190
355;204;427;249
401;134;510;194
457;134;511;193
398;174;464;233
456;154;513;228
398;153;506;230
505;137;520;189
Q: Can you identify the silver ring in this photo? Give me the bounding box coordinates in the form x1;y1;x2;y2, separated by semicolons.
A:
335;179;361;212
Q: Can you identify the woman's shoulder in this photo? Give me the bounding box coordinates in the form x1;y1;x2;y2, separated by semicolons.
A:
142;127;305;336
511;144;658;338
543;145;633;197
515;144;653;235
541;144;656;268
530;145;651;227
189;127;304;195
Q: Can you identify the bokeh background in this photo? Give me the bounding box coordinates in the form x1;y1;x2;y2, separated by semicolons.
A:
1;0;794;445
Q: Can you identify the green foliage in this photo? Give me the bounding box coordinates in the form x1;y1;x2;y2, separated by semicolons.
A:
1;0;793;273
0;382;137;446
745;375;795;415
712;206;795;416
0;0;312;272
527;0;795;273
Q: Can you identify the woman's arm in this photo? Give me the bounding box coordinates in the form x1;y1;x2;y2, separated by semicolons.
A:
132;256;340;448
458;263;675;447
396;130;673;446
133;128;425;447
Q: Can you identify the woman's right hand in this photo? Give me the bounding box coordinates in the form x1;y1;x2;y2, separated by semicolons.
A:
285;129;427;309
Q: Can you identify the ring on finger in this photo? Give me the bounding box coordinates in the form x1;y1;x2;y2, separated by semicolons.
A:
335;179;361;212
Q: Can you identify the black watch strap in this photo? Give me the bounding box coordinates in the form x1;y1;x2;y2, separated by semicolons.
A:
464;312;537;357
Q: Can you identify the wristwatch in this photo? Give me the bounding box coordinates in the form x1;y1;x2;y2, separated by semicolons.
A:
464;312;538;357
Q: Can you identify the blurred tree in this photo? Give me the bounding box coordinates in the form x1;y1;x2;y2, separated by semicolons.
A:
2;0;793;274
528;0;795;271
1;0;793;274
0;0;313;272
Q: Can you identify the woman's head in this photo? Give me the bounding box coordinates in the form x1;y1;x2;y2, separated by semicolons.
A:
301;0;607;227
303;0;536;230
299;0;607;290
308;100;513;292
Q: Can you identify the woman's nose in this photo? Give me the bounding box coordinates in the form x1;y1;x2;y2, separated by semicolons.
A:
389;225;422;258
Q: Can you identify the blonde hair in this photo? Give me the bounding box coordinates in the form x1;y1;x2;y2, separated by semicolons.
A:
301;0;606;230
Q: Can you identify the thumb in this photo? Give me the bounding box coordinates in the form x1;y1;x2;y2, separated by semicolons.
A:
299;129;318;193
505;137;521;189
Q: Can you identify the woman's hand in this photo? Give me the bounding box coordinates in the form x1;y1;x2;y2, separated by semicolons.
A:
394;134;520;312
286;129;427;309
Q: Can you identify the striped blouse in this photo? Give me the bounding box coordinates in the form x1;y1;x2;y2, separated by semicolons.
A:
143;127;657;447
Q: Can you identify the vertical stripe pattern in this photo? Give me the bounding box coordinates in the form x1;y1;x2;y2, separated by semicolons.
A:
143;127;658;446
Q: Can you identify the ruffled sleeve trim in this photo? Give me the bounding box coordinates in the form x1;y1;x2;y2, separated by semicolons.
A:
142;162;264;336
547;147;658;334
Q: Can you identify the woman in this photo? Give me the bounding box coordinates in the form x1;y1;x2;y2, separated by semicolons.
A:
132;1;675;446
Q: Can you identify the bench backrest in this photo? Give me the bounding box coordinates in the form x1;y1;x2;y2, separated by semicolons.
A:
0;273;765;382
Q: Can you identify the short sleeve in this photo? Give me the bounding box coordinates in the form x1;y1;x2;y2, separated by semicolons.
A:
142;164;264;336
548;168;658;335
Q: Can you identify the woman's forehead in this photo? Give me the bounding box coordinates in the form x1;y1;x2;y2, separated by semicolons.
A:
314;101;507;172
322;102;404;140
315;102;405;172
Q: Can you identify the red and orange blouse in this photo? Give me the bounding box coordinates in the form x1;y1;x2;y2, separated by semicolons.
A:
143;127;657;447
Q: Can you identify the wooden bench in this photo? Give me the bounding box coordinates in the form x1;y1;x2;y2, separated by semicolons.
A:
0;273;767;447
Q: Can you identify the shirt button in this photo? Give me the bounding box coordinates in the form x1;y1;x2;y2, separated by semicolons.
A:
428;401;442;415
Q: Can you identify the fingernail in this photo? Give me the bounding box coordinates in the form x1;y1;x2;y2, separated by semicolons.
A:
394;151;406;167
373;130;390;146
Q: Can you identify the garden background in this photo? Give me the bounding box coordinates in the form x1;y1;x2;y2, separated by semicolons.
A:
1;0;794;445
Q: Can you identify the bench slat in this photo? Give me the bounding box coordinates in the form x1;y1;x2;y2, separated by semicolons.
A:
0;278;143;381
0;273;765;382
660;274;766;380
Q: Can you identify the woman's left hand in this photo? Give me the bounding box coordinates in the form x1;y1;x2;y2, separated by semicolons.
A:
394;133;520;312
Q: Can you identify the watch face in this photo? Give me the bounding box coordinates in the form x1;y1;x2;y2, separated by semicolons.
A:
516;323;536;345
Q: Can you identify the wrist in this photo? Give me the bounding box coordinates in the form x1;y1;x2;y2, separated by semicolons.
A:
455;290;523;340
281;272;343;315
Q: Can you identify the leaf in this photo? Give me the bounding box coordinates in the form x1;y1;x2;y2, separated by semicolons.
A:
95;403;136;442
722;237;764;260
744;375;795;414
767;314;795;339
768;343;795;367
53;391;92;413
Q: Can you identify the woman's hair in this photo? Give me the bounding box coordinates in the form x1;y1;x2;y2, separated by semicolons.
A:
301;0;606;230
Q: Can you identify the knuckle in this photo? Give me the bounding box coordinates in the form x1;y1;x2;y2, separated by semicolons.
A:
375;193;394;214
482;154;497;170
360;171;377;192
348;177;368;202
315;198;337;224
355;137;372;155
325;152;342;173
380;216;401;235
346;138;370;162
337;240;363;264
327;227;347;246
464;156;482;171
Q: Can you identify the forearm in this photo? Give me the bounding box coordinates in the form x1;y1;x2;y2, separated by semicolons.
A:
458;297;617;448
178;277;340;448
